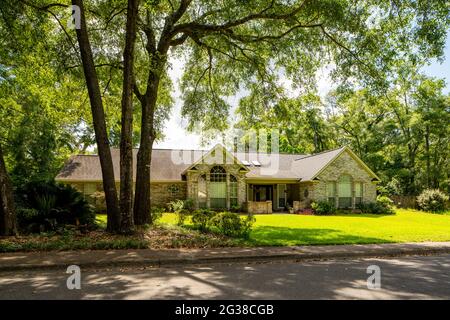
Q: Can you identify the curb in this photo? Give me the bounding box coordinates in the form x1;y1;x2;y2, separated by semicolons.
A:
1;246;450;271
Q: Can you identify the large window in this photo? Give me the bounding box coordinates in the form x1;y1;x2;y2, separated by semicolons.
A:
230;175;238;207
327;181;336;204
210;166;226;208
355;182;363;206
338;175;352;208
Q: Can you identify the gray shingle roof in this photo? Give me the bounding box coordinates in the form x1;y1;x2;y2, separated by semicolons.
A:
291;147;346;181
56;147;347;182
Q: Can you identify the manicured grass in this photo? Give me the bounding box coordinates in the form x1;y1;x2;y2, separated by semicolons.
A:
3;209;449;252
160;209;450;246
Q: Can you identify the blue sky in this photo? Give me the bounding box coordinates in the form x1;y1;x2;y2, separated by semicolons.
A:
154;36;450;150
422;35;450;94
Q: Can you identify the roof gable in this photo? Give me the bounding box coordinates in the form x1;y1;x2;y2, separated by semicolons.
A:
55;145;379;183
291;146;380;181
182;144;248;174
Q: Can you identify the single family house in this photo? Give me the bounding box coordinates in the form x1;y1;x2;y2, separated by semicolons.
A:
56;144;380;213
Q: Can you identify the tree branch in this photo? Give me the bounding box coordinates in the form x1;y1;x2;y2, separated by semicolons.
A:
171;0;308;36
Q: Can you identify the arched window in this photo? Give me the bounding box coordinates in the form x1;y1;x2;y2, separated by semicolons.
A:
230;175;238;207
210;166;226;208
210;166;226;182
338;175;352;208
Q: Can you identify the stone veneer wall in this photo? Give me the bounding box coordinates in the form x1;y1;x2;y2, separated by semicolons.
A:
68;181;187;209
150;182;187;207
248;201;272;214
312;150;377;206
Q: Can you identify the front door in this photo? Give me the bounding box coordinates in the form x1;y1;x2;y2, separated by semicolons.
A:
253;185;273;202
277;184;287;209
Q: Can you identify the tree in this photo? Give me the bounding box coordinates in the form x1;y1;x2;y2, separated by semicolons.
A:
71;0;121;232
325;75;449;195
0;143;17;236
15;0;450;226
237;93;334;154
120;0;140;232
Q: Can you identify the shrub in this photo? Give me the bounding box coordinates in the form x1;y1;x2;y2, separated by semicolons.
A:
88;191;106;213
358;196;394;214
168;200;188;225
230;205;242;213
183;198;195;212
240;214;256;239
191;209;217;232
15;180;95;233
168;199;184;213
311;201;336;215
150;206;165;223
209;212;255;238
417;189;449;212
377;195;394;208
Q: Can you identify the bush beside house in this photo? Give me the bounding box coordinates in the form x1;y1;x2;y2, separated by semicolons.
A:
417;189;449;213
15;181;95;233
311;201;336;215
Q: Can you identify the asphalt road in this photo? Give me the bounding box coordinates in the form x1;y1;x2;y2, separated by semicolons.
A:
0;254;449;299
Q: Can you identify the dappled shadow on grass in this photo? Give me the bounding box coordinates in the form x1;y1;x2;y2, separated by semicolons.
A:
249;226;393;246
330;213;395;218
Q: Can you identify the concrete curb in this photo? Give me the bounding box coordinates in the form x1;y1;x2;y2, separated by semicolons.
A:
1;242;450;271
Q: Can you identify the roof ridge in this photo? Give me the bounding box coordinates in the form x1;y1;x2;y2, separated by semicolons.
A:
75;148;310;157
294;146;345;161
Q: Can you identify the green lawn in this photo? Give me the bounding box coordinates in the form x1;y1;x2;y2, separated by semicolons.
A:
160;209;450;246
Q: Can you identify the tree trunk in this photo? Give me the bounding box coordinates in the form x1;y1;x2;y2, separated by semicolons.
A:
119;0;140;233
425;125;431;188
133;65;162;225
72;0;120;232
0;144;17;236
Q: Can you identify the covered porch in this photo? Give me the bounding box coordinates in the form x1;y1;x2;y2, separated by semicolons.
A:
246;181;305;214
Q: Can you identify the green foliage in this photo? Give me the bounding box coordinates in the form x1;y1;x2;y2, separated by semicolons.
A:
88;191;107;213
191;209;217;232
209;212;255;238
168;200;188;226
183;198;195;212
15;180;95;233
358;196;395;215
311;201;336;215
230;205;243;213
417;189;449;212
168;199;184;213
150;206;165;223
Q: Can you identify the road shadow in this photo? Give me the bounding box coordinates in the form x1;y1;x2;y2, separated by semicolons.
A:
1;255;449;299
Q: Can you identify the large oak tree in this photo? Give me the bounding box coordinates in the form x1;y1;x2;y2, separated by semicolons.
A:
8;0;450;230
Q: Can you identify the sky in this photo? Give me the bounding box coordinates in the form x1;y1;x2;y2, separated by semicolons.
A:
154;36;450;151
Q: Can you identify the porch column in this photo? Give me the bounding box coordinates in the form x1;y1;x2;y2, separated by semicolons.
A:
226;172;230;210
206;174;210;209
334;181;339;209
351;181;356;209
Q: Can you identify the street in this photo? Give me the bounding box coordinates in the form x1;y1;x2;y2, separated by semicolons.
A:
0;254;449;299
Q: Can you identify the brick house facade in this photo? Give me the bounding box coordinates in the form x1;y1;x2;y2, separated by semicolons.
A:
56;145;380;213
